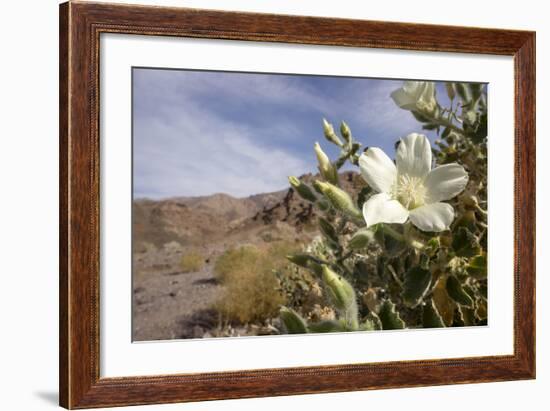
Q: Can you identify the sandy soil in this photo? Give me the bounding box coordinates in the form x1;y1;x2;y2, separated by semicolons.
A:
133;257;222;341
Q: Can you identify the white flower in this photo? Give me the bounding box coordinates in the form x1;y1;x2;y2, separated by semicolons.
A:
359;133;468;232
391;81;438;115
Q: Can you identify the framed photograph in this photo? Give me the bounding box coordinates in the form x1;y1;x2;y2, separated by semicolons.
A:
59;1;535;408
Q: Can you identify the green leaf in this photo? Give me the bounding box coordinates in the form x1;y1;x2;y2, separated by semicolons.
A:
359;312;382;331
307;320;346;333
446;275;474;308
452;227;481;258
280;307;308;334
467;255;487;279
422;299;445;328
318;217;339;244
349;228;376;250
286;253;323;276
353;260;371;286
378;299;405;330
375;226;407;257
402;266;432;307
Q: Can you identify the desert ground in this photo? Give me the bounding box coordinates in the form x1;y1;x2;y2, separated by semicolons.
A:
132;171;365;341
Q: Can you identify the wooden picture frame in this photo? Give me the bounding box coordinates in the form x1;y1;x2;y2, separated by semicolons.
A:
59;1;535;408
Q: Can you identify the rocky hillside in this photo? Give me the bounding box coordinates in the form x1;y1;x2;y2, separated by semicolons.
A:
133;171;367;252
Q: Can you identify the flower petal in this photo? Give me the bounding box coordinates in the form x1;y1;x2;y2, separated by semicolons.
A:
390;86;417;110
409;202;454;232
359;148;397;193
424;163;469;203
396;133;432;179
362;193;409;228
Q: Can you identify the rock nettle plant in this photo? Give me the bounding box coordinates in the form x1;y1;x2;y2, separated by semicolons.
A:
280;81;488;334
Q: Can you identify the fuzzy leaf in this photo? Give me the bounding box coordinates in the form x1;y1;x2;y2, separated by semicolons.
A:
286;253;323;277
359;312;382;331
446;275;474;308
349;228;376;250
422;299;445;328
452;227;481;257
318;217;339;247
375;226;407;257
307;320;346;333
280;307;308;334
378;299;405;330
402;266;432;307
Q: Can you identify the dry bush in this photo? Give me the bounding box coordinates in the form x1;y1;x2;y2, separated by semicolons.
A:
179;251;204;273
213;242;300;324
213;245;260;283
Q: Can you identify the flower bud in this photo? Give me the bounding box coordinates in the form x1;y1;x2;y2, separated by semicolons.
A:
340;121;352;143
315;181;362;221
288;176;317;202
322;266;358;327
445;82;456;101
322;118;343;147
314;142;339;185
391;81;438;116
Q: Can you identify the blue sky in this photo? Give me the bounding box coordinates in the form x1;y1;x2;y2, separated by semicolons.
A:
133;68;449;199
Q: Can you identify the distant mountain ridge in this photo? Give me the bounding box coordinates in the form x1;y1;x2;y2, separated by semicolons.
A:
132;171;366;251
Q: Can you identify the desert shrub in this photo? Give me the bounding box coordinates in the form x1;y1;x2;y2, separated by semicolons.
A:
280;82;488;335
213;245;260;283
213;242;302;324
180;251;204;273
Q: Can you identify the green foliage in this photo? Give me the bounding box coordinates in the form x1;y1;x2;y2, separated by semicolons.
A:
422;299;445;328
280;307;308;334
277;82;488;335
179;251;204;273
378;299;406;330
446;275;474;308
467;255;487;279
402;266;432;307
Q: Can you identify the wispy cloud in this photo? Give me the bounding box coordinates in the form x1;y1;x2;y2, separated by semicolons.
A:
133;96;311;199
133;68;442;199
